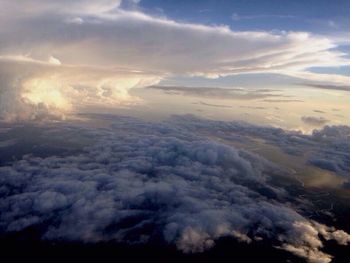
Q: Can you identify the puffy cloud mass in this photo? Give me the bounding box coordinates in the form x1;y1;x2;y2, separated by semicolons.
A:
1;115;349;263
0;57;160;121
0;0;349;119
167;115;350;186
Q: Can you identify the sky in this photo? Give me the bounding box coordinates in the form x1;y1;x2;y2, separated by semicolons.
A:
138;0;350;33
138;0;350;75
0;0;349;126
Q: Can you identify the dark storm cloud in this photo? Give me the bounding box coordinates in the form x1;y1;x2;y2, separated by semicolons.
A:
1;115;349;263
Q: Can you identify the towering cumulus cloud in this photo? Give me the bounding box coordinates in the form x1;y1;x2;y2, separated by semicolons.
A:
1;115;349;263
0;57;159;121
0;0;350;120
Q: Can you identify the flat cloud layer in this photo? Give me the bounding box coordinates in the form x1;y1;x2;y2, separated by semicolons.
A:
148;85;280;100
1;115;350;263
0;0;350;120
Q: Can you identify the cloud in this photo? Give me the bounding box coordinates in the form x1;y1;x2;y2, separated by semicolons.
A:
232;13;296;21
0;0;122;16
148;85;280;100
193;101;233;108
299;83;350;92
262;99;303;103
0;0;349;119
167;115;350;183
308;125;350;176
240;106;266;110
1;114;349;263
301;116;330;126
308;158;340;172
1;12;347;77
290;72;350;91
313;110;326;114
0;57;159;121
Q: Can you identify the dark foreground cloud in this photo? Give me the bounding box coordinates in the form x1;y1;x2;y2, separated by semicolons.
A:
309;126;350;176
167;115;350;184
1;115;350;263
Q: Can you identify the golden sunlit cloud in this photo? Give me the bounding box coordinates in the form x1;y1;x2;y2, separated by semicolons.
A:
22;77;71;112
0;57;160;121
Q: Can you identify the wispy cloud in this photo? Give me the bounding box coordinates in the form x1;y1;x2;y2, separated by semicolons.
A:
298;83;350;91
232;13;296;21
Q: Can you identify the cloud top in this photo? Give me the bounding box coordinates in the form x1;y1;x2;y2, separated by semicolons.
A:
1;115;350;263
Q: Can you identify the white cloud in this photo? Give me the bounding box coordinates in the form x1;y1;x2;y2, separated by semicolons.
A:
286;71;350;89
0;0;122;16
0;58;160;121
1;0;349;76
0;0;349;120
2;10;347;76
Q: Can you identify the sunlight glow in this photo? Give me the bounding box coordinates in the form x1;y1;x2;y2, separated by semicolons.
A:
21;78;71;111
